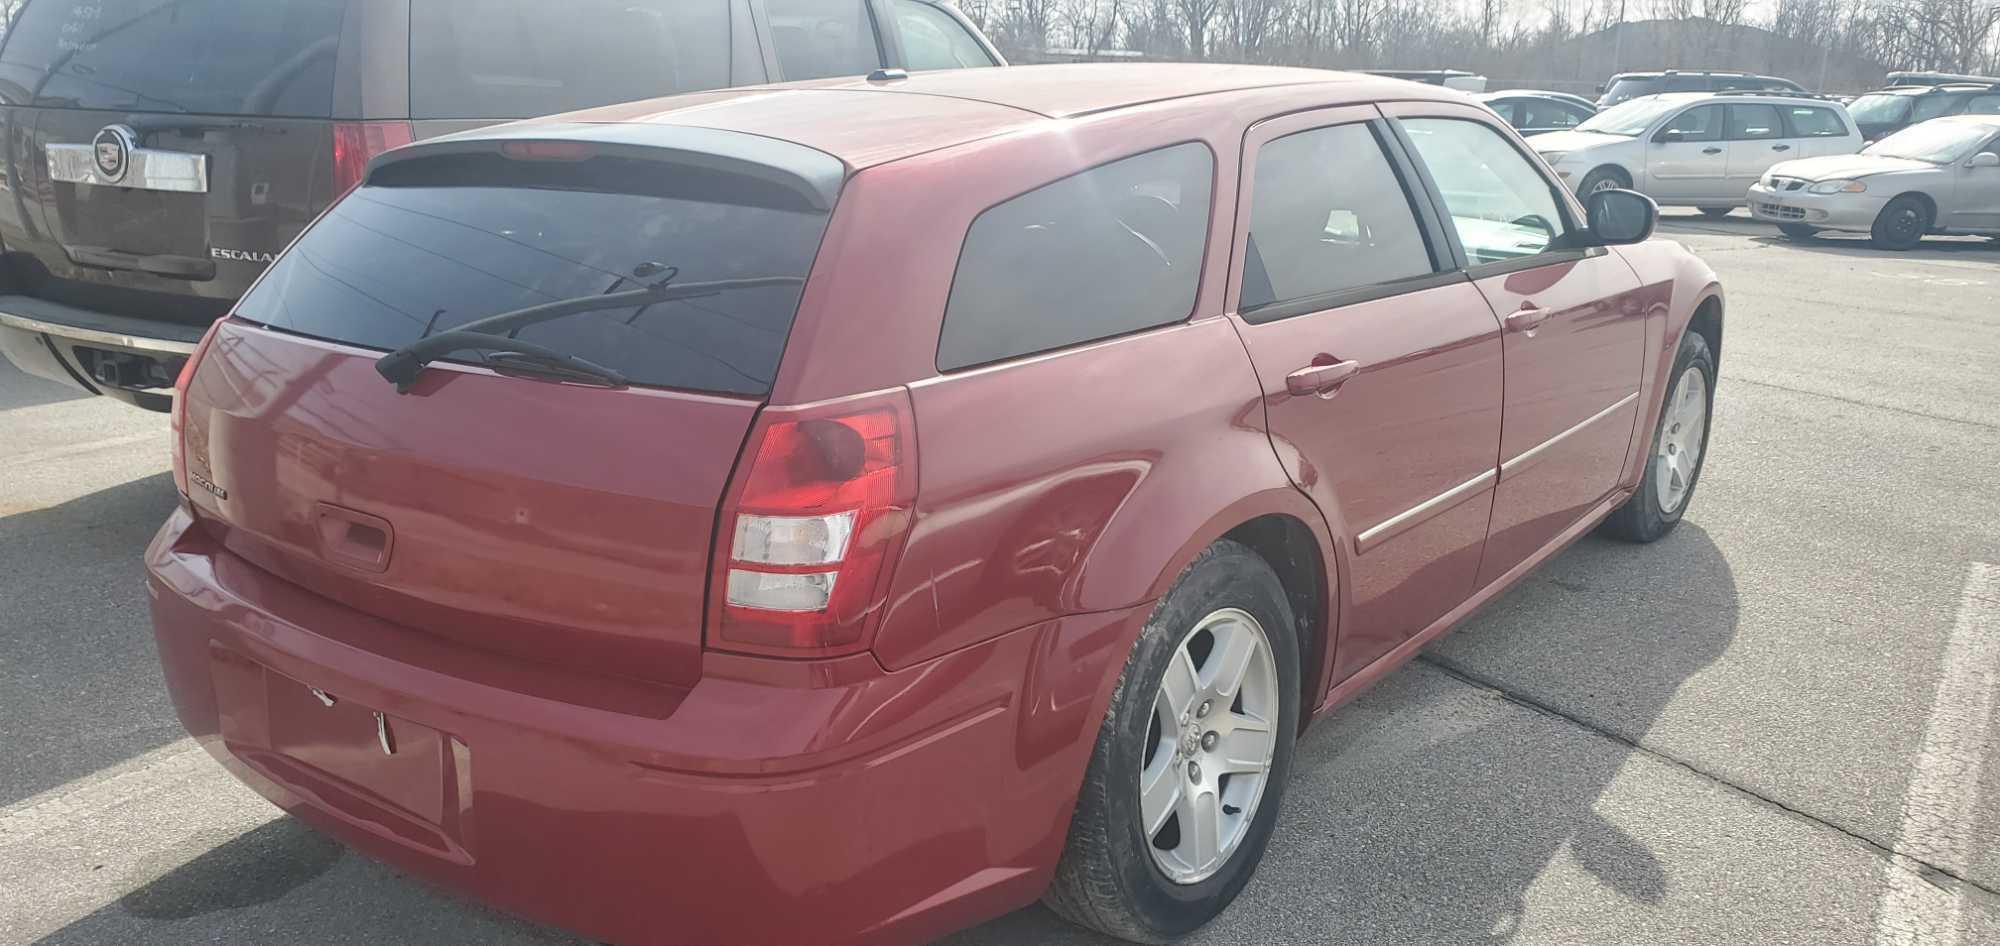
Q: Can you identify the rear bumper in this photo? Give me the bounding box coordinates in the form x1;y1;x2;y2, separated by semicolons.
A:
0;296;207;409
146;507;1135;946
1746;184;1887;232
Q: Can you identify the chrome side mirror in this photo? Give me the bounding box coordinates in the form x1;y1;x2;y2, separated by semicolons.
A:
1586;188;1658;245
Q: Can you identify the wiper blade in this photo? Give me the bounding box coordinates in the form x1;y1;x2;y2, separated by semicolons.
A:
376;332;626;393
373;274;804;392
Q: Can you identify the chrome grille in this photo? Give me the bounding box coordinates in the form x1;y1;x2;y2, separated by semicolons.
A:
1768;177;1810;192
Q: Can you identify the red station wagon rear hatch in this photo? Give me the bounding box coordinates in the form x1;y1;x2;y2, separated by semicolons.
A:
176;126;847;688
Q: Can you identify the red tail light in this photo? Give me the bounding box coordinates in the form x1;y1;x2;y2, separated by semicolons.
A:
170;320;225;503
331;121;415;195
709;391;918;658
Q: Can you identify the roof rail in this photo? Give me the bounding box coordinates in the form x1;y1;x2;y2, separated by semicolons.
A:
1710;89;1837;100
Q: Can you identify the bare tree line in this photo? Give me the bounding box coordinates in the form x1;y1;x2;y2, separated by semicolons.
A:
958;0;2000;90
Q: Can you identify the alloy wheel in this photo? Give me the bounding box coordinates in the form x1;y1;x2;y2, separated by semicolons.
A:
1139;608;1280;885
1654;365;1709;514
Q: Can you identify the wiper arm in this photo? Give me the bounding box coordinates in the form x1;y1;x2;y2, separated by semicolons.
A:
376;332;626;393
373;274;804;392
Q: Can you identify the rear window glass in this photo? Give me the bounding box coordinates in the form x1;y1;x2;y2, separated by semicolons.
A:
0;0;347;116
893;0;994;71
938;143;1213;371
1605;77;1662;100
1784;106;1847;137
767;0;881;80
411;0;732;119
234;154;833;396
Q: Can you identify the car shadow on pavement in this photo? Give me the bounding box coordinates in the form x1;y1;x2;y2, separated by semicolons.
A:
0;471;187;809
951;523;1738;945
1744;232;2000;261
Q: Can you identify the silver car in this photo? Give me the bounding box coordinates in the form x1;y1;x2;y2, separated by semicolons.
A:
1749;115;2000;248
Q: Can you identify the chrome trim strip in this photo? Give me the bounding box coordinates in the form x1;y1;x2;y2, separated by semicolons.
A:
47;144;208;193
1357;468;1497;549
1500;391;1640;478
0;312;199;355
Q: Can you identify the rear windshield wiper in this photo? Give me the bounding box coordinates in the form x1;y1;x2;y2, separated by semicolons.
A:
377;333;628;393
374;273;804;392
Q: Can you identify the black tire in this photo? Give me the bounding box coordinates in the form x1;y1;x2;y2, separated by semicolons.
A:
1603;330;1716;543
1577;166;1630;198
1697;206;1733;219
1871;195;1931;250
1777;223;1819;241
1044;540;1302;943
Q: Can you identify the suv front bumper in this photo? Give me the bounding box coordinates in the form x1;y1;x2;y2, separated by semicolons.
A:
0;296;207;410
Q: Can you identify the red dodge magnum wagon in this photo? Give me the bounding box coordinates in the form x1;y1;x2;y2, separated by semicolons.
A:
147;64;1723;945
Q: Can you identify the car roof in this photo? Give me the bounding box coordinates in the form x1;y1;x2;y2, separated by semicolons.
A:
1613;71;1771;79
524;64;1447;169
1934;113;2000;129
1633;91;1831;106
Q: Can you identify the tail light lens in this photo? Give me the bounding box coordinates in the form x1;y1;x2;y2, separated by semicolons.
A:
709;391;918;658
331;121;414;195
170;320;225;503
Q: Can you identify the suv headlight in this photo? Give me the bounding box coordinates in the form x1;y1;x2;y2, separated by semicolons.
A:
1807;179;1867;195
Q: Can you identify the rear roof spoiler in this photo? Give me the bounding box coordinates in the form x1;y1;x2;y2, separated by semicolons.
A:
364;122;847;212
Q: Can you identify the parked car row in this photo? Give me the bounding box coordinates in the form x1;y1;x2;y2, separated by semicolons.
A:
1500;87;2000;249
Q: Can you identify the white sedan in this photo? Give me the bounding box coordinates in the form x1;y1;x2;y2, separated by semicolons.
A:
1530;93;1863;216
1749;115;2000;249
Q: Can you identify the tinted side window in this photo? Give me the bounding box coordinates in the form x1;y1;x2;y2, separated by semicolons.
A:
893;0;995;70
1784;106;1848;137
1665;75;1707;92
1725;104;1784;140
0;0;346;116
1911;94;1963;122
939;144;1213;371
1402;118;1568;266
411;0;731;119
1969;95;2000;114
1522;99;1586;129
1242;123;1433;315
768;0;882;80
1660;105;1722;141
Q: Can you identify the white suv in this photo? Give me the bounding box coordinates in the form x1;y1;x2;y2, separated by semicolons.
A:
1528;92;1864;215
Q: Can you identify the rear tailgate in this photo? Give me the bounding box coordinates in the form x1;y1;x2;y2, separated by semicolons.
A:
0;0;351;328
178;128;846;687
184;321;756;688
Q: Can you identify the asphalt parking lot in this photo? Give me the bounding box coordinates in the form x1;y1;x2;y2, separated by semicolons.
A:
2;212;1997;946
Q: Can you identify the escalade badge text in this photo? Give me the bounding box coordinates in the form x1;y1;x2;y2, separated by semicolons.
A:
211;247;277;263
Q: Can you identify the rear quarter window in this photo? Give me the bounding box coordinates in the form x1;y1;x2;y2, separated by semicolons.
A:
1784;106;1849;137
411;0;732;119
234;153;834;396
937;143;1214;372
0;0;347;116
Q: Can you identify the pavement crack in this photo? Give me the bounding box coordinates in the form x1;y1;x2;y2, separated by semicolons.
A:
1415;652;2000;901
1721;375;2000;433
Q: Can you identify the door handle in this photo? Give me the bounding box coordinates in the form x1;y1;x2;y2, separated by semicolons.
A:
1701;147;1723;155
1772;143;1792;151
1504;305;1553;333
1285;358;1361;398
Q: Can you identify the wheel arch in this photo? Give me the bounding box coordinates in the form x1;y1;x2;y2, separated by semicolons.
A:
1688;291;1724;370
1082;486;1343;731
1885;190;1938;227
